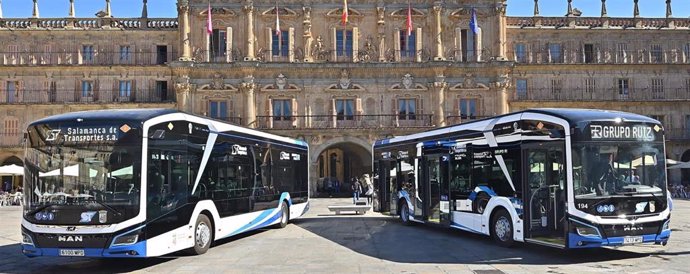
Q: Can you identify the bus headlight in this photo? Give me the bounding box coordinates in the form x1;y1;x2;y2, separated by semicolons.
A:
111;227;143;247
575;225;600;238
662;219;670;231
22;232;34;246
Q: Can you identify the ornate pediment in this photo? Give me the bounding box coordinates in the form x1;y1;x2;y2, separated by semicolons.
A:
325;69;365;91
449;74;490;90
388;74;428;91
199;7;236;16
390;8;425;18
261;74;302;92
199;73;238;91
450;8;488;19
326;8;362;18
260;7;299;18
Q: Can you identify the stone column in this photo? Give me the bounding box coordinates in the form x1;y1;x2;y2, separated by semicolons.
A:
377;7;386;62
241;76;257;128
244;2;256;61
496;74;511;115
68;0;75;17
433;4;445;61
303;6;313;62
175;75;192;112
433;76;447;127
142;0;148;18
178;1;192;61
497;4;507;60
105;0;112;17
32;0;39;18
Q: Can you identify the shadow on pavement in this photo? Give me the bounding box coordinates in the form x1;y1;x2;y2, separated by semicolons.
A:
292;216;654;265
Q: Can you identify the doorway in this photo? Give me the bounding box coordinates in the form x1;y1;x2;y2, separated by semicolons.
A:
423;154;450;225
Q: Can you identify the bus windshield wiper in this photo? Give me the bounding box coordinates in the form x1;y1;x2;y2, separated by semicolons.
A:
90;200;122;216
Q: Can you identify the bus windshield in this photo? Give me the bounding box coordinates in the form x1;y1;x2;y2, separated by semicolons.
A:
572;142;666;199
23;123;141;225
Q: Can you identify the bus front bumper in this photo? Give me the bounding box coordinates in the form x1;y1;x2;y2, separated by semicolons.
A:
21;241;147;258
568;229;671;248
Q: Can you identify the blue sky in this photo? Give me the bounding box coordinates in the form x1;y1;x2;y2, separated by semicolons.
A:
0;0;686;18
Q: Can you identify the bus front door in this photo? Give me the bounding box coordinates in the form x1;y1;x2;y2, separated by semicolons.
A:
524;145;566;247
424;154;450;225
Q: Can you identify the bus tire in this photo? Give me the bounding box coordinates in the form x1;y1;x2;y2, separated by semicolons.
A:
400;201;412;226
474;193;490;214
275;201;289;229
190;214;213;255
491;209;515;248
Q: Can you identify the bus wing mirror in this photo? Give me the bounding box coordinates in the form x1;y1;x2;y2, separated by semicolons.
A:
150;130;165;140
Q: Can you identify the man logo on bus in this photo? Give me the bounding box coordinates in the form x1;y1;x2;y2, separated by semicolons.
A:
45;129;61;141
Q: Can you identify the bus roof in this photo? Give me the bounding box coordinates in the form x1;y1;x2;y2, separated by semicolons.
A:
375;108;660;147
29;108;178;126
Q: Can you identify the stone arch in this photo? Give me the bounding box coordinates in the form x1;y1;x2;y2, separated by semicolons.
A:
681;149;690;184
1;155;22;166
309;136;373;196
310;136;372;164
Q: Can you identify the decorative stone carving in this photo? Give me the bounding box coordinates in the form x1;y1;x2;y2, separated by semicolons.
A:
402;74;413;90
376;6;385;25
276;73;287;90
175;74;191;91
359;36;376;62
312;35;326;60
241;75;256;91
463;74;476;89
303;6;311;23
339;69;351;89
211;73;224;90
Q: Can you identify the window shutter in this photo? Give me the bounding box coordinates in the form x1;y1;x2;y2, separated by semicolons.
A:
132;80;137;101
75;79;80;101
453;98;459;116
226;27;233;62
355;97;362;115
288;27;295;63
415;27;423;62
352;27;359;62
419;98;424;114
94;79;100;101
266;27;273;61
266;97;273;128
291;98;299;126
17;81;23;101
78;46;84;64
394;30;401;62
112;80;118;101
475;28;482;62
228;99;234;118
331;27;338;61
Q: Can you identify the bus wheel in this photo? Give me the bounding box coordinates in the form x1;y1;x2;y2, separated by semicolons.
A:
276;201;289;229
491;209;515;247
191;214;213;255
474;193;490;214
400;202;412;225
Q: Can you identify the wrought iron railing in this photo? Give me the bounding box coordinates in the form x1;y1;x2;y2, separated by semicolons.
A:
508;49;690;65
512;88;690;102
0;89;174;104
255;114;434;130
0;50;176;66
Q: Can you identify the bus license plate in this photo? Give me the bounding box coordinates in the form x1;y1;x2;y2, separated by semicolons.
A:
623;236;643;245
59;249;85;257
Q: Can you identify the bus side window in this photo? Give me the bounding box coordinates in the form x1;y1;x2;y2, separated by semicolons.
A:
450;156;471;198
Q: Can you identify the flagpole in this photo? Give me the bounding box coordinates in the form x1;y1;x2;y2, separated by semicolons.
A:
207;1;212;61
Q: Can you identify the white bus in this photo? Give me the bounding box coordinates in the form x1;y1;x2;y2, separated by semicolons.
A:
373;109;672;249
21;109;309;257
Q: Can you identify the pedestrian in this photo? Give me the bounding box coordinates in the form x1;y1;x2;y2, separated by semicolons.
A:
363;174;374;205
351;177;362;204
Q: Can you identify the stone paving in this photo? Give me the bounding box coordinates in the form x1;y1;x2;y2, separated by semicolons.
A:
0;198;689;273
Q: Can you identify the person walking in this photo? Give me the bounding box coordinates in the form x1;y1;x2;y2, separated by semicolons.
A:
351;177;362;204
363;174;374;205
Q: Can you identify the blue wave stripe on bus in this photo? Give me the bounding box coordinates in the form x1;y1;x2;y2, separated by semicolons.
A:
226;193;291;237
451;222;481;234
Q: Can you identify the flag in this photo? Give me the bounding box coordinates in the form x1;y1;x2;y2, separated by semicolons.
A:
406;1;413;37
341;0;348;26
275;2;281;36
469;8;479;35
206;2;213;35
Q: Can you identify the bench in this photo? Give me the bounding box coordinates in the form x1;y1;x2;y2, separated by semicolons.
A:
327;205;371;215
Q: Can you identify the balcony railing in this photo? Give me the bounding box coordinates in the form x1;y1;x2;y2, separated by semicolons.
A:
0;51;176;66
0;89;174;104
0;17;178;30
509;49;690;65
512;88;690;102
506;16;690;29
446;115;491;126
666;129;690;141
0;133;23;148
255;114;434;130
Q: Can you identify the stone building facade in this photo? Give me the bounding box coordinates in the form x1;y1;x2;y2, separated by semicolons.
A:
1;0;689;191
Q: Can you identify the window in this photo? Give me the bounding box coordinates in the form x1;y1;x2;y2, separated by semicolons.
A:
82;45;94;63
335;99;355;120
516;79;527;99
81;81;94;97
617;43;628;63
336;30;353;57
208;101;228;120
549;44;562;63
47;81;57;102
685;79;690;94
584;44;595;63
684;44;690;63
156;81;168;101
399;30;416;58
550;79;563;94
618;79;630;98
156;45;168;64
4;119;19;135
515;43;526;63
397;98;416;120
119;46;131;62
272;99;292;121
5;81;18;103
585;78;596;93
651;44;663;63
210;29;227;59
459;99;478;119
651;79;664;98
119;80;132;97
461;29;475;62
272;31;289;57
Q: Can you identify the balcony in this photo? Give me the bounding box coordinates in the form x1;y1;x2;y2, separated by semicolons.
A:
0;17;178;30
666;129;690;141
506;16;690;29
509;49;690;65
255;114;434;130
0;89;174;104
0;133;23;148
0;50;176;66
512;88;690;102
